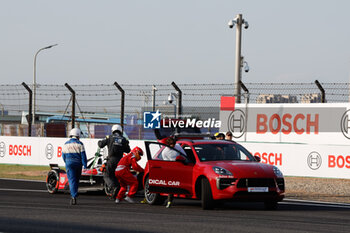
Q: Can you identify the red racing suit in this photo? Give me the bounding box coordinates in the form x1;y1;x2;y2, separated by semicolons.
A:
115;152;144;200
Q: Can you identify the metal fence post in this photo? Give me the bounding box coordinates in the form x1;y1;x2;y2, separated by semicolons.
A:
152;85;157;111
239;80;249;141
21;82;32;136
315;80;325;103
171;82;182;118
64;83;76;128
239;80;249;104
114;82;125;131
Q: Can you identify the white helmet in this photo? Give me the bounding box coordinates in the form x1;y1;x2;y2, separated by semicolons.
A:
111;124;122;133
69;128;81;138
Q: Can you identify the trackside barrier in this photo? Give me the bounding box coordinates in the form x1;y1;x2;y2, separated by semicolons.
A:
239;142;350;179
0;136;148;169
218;103;350;178
1;136;350;179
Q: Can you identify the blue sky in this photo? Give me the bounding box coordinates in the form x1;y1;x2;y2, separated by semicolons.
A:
1;0;349;85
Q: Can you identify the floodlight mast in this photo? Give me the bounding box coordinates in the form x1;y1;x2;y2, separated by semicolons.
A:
228;14;248;103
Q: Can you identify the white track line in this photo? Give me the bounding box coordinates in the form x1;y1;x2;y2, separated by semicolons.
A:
282;199;350;208
0;188;46;193
0;178;45;182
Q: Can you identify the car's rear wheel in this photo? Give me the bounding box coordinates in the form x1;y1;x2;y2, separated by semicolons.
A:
264;201;278;210
144;177;166;205
201;178;214;210
46;170;59;194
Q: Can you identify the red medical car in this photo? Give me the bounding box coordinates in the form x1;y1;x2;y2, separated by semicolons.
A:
143;139;285;210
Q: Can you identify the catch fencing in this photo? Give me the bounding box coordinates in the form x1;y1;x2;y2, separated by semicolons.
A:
0;81;349;138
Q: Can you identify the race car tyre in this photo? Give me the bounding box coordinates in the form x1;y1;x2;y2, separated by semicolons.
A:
201;178;214;210
144;177;166;205
46;170;59;194
264;201;278;210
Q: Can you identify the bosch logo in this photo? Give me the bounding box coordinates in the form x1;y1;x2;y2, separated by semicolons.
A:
341;109;350;139
45;143;54;160
227;109;246;138
307;151;322;170
0;142;5;157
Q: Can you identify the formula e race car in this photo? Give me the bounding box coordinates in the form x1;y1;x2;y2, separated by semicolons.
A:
46;149;144;196
46;149;110;195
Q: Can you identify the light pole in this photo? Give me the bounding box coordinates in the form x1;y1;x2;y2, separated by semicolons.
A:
167;93;177;118
228;14;249;103
33;44;58;124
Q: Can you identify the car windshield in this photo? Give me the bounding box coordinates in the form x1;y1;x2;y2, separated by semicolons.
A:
194;143;255;162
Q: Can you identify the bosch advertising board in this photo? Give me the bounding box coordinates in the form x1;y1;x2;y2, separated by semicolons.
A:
220;103;350;144
0;136;148;168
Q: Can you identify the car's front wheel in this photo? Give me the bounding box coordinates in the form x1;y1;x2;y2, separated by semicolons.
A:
144;177;166;205
201;178;215;210
46;170;59;194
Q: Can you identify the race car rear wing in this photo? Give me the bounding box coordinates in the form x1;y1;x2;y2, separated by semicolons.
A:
49;164;68;172
49;164;60;169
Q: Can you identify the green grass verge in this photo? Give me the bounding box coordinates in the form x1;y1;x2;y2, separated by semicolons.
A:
0;164;54;181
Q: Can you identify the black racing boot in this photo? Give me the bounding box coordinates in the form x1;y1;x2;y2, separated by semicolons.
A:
111;187;118;200
70;197;77;205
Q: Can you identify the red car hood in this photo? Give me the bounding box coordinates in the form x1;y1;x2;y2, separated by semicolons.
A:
205;161;275;178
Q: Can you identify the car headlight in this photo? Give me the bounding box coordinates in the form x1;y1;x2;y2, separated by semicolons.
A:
273;166;283;178
212;166;233;176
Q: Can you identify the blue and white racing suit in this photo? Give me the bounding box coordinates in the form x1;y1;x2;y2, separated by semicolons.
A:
62;137;87;198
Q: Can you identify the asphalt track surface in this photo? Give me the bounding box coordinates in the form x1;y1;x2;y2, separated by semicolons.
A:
1;179;350;233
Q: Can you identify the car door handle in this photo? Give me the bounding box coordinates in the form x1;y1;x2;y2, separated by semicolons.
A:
152;166;162;169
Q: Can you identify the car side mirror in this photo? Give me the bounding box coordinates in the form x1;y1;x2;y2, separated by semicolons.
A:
175;155;187;164
254;155;261;162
